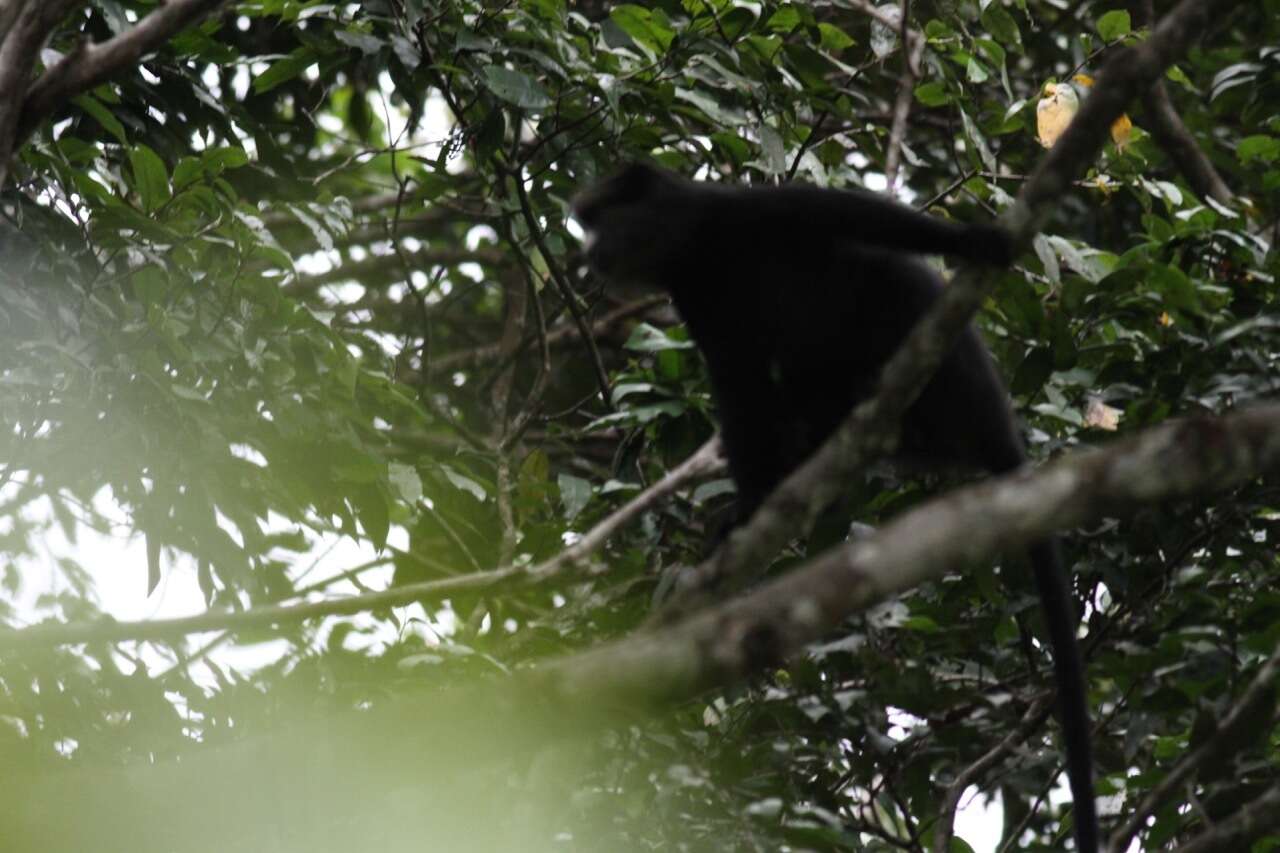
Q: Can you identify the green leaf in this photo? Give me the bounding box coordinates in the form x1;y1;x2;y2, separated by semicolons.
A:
205;146;249;172
1149;264;1200;313
129;145;170;213
172;157;203;190
914;81;950;107
611;5;675;52
765;7;800;32
624;323;695;352
441;464;487;502
1238;135;1280;164
557;474;592;521
254;48;317;94
960;109;996;172
1096;10;1131;42
980;5;1022;47
1012;348;1054;397
1165;65;1191;87
902;616;941;633
334;30;384;55
389;463;423;504
72;94;127;144
481;66;551;110
817;23;854;52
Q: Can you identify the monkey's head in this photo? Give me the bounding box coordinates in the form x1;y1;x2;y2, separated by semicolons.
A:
571;163;697;291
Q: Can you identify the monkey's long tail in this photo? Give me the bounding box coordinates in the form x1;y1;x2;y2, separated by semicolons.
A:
1028;537;1100;853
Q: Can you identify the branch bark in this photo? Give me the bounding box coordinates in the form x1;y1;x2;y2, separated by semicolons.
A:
15;0;230;145
1137;0;1234;204
0;1;80;177
535;403;1280;708
882;0;924;193
0;0;229;186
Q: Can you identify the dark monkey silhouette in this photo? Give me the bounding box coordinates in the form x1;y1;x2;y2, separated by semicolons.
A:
572;163;1099;853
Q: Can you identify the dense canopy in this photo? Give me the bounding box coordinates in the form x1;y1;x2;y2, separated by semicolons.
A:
1;1;1279;851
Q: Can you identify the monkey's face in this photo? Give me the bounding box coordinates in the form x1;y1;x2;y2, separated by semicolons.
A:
571;164;693;292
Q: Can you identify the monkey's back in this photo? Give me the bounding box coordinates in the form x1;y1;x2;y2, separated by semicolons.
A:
675;243;1026;492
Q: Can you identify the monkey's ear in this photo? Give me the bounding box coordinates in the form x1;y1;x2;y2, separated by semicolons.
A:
572;162;666;223
613;161;662;193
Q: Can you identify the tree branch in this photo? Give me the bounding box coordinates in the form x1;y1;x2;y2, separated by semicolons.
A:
511;170;615;411
1134;0;1234;205
0;1;81;179
1168;782;1280;853
883;0;924;192
15;0;230;146
539;403;1280;709
531;436;725;578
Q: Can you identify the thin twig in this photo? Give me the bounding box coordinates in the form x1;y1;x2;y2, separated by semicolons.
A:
934;694;1054;852
489;272;528;565
0;437;726;650
510;170;614;411
532;436;725;578
883;0;924;193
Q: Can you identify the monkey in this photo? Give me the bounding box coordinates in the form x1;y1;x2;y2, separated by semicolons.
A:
571;162;1100;853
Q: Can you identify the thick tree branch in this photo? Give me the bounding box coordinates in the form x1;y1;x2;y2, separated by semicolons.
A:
4;407;1279;848
664;0;1233;610
14;0;230;146
1138;0;1234;204
0;1;80;177
539;404;1280;707
1142;80;1234;204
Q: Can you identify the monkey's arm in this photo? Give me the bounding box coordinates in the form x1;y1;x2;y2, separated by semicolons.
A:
741;184;1013;266
693;325;792;525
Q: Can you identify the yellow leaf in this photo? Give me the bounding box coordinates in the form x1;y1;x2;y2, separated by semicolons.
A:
1110;113;1133;150
1071;73;1133;150
1036;82;1079;149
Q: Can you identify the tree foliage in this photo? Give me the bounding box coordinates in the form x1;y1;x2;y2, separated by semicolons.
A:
1;0;1279;850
